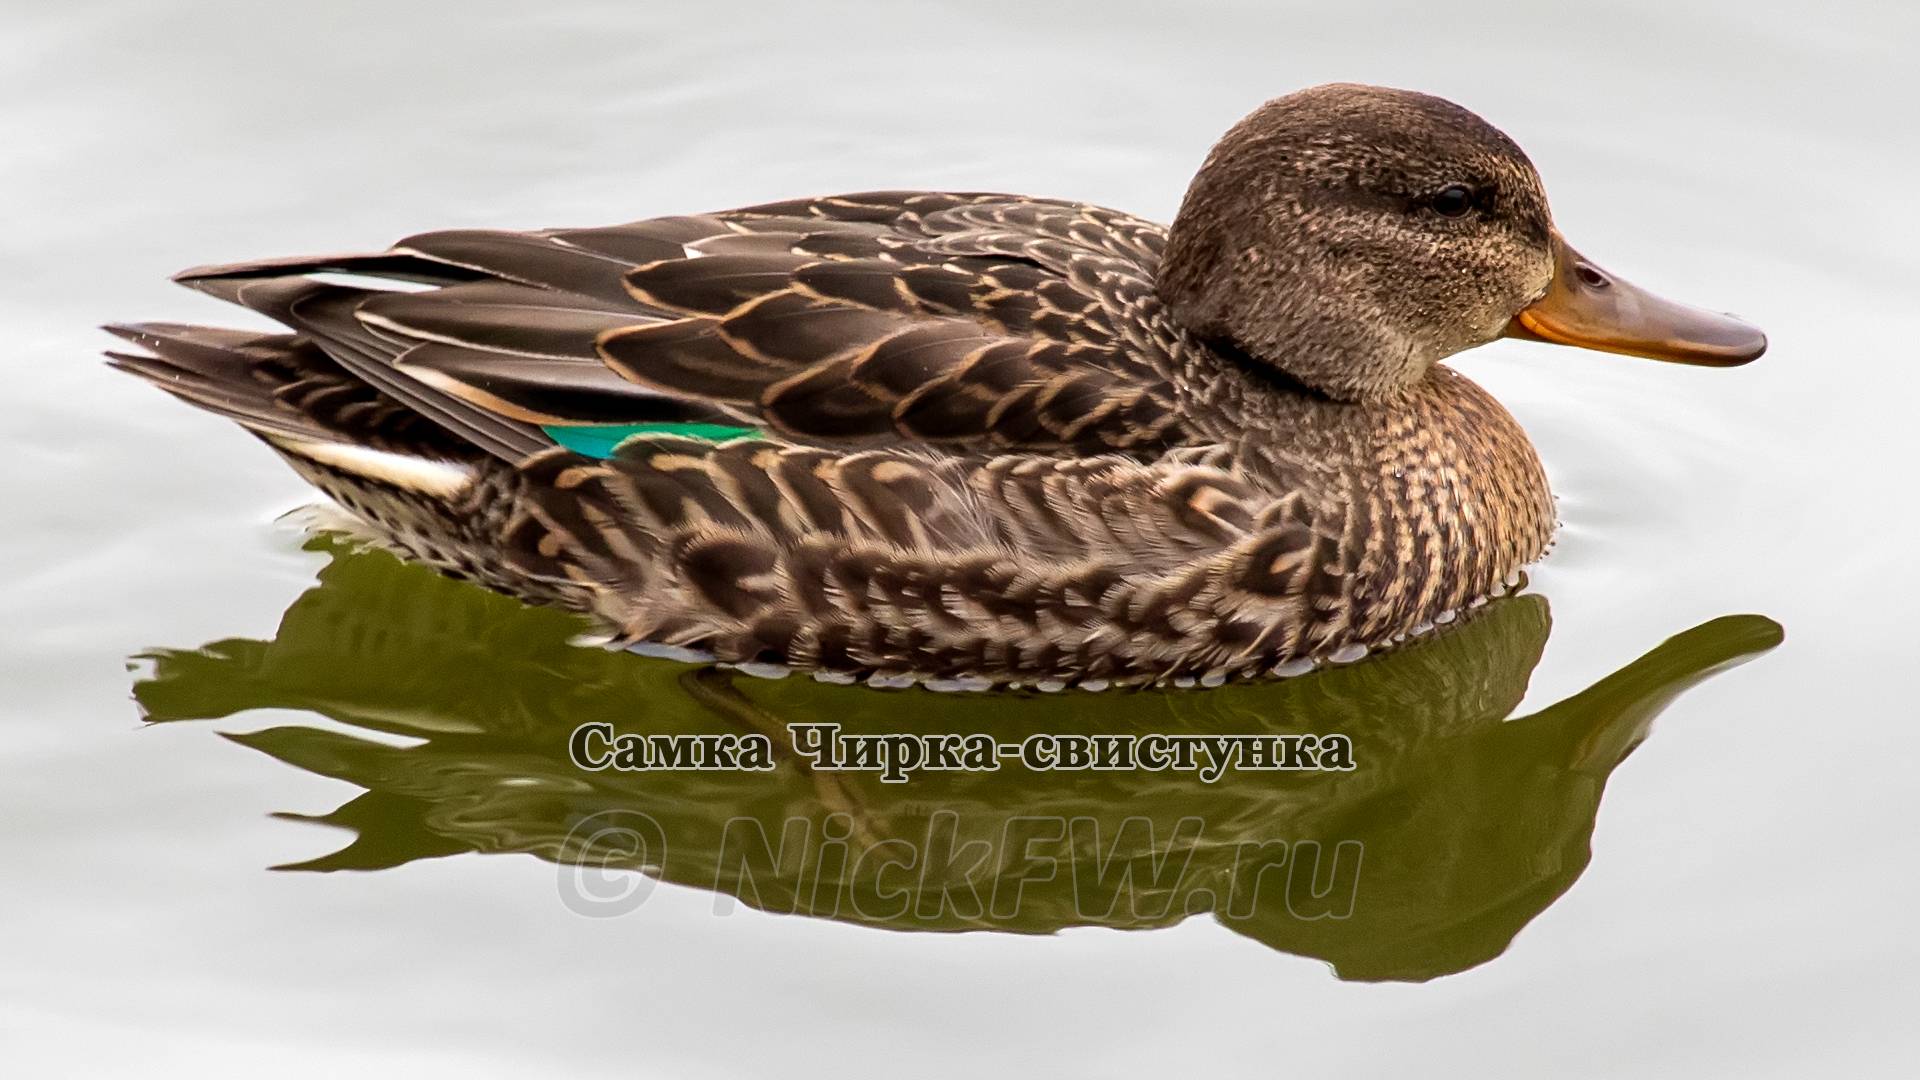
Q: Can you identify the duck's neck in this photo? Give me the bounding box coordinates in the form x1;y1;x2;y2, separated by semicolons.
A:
1164;333;1396;466
1174;341;1559;636
1171;337;1514;476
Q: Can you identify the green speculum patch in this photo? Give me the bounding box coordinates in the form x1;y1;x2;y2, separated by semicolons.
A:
542;422;762;459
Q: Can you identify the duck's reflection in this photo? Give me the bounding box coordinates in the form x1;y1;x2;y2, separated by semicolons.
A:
133;539;1779;982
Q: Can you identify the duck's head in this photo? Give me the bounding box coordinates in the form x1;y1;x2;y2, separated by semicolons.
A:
1158;83;1765;402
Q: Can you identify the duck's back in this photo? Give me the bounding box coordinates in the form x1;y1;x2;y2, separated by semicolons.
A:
166;192;1191;455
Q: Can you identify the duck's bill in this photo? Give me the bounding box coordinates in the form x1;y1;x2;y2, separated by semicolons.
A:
1504;232;1766;366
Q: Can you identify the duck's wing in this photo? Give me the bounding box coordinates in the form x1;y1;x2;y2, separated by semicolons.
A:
172;192;1189;462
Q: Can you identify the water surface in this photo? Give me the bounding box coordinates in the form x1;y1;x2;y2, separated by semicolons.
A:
4;1;1917;1076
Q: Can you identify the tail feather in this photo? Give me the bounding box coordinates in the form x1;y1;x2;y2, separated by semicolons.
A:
109;254;582;603
173;273;548;461
106;323;346;444
107;321;507;562
105;321;478;462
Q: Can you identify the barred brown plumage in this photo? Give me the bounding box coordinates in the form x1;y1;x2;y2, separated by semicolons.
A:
107;84;1764;687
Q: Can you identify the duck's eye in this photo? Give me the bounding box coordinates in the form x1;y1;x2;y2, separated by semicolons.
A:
1428;184;1476;218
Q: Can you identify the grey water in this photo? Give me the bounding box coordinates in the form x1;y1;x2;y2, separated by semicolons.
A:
3;1;1918;1076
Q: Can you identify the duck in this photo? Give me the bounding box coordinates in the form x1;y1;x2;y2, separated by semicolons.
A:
107;83;1765;690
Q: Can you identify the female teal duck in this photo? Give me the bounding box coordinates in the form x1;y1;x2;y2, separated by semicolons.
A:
109;83;1764;690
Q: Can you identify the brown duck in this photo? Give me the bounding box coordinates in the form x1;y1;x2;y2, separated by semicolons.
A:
108;83;1765;690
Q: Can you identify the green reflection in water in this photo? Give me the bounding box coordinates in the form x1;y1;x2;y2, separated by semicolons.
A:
133;539;1780;982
